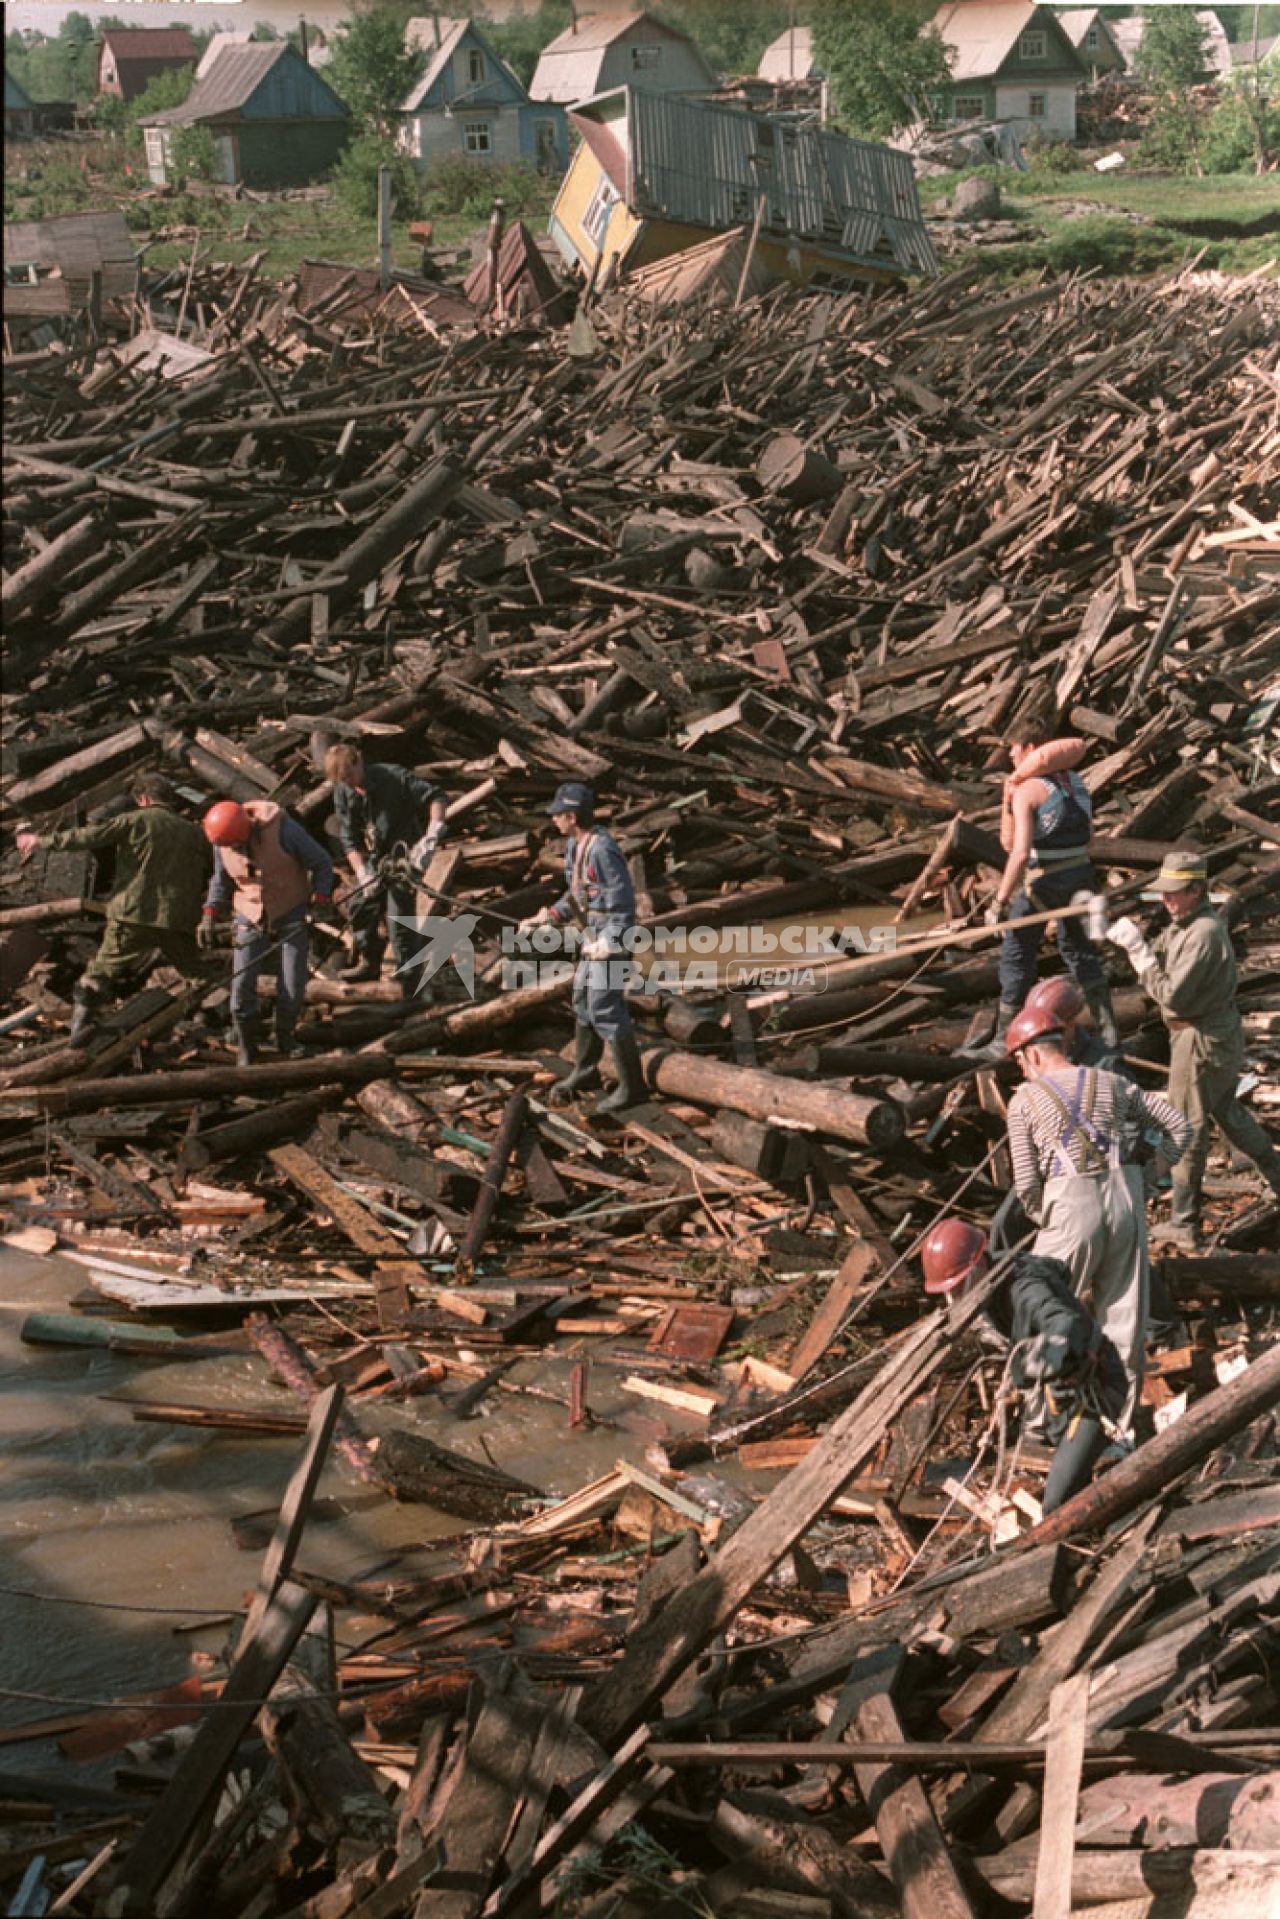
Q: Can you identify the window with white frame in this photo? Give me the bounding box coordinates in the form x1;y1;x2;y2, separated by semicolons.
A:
463;119;492;153
1085;25;1099;51
954;94;985;118
630;44;659;69
1028;91;1047;117
1019;30;1047;59
583;174;617;244
468;47;485;84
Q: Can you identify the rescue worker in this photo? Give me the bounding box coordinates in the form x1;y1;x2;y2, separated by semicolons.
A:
518;783;643;1114
1024;975;1113;1068
1003;1000;1192;1433
200;799;334;1066
323;744;448;988
968;720;1116;1060
15;773;211;1044
1107;849;1280;1249
922;1217;1128;1513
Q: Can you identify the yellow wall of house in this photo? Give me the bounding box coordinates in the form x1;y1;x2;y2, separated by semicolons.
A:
553;149;899;288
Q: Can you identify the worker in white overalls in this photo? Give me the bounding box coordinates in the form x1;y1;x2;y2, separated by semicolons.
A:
1002;1000;1192;1433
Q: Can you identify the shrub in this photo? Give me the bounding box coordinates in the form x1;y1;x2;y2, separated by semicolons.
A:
418;155;556;220
331;133;423;221
1201;87;1280;173
168;125;219;186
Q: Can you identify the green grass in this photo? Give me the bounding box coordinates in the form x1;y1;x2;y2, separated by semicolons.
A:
923;163;1279;281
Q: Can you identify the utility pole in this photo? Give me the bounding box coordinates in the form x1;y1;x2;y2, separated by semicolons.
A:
377;166;392;289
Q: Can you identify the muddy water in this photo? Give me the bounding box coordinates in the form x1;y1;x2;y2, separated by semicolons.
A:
0;1247;654;1771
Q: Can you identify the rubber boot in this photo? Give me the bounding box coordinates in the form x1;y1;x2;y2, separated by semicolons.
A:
1084;984;1120;1053
338;943;384;983
961;1000;1018;1063
232;1018;261;1068
68;982;102;1046
596;1032;645;1114
548;1024;604;1103
1156;1178;1200;1252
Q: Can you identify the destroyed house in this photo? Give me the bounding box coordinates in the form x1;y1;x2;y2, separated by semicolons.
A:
929;1;1089;139
549;88;937;293
137;43;349;190
96;27;198;103
399;16;567;173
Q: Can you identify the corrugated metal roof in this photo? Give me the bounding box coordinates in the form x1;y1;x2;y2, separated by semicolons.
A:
618;90;936;278
100;28;197;61
142;42;345;125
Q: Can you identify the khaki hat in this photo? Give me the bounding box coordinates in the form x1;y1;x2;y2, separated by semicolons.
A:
1151;850;1208;892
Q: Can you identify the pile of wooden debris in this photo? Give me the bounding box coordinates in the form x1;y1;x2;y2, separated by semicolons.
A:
1;258;1277;1915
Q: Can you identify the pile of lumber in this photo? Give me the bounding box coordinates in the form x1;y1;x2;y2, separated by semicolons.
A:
2;258;1278;1914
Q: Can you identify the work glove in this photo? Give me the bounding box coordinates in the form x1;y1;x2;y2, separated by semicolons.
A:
517;906;554;937
197;911;219;952
1022;1331;1073;1382
349;855;373;888
581;931;611;961
983;898;1005;929
409;825;444;870
1107;916;1156;975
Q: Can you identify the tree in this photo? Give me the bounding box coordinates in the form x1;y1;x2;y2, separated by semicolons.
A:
327;2;425;138
1138;8;1211;171
482;0;571;89
659;0;790;81
812;0;951;139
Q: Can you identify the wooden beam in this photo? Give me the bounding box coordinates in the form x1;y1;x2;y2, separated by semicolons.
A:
1032;1673;1091;1919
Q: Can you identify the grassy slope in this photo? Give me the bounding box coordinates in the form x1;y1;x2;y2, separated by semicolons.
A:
920;168;1280;279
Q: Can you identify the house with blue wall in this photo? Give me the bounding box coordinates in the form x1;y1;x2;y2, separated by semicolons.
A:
138;41;348;189
399;16;568;175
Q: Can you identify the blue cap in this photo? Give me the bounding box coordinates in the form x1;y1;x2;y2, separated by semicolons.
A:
546;782;593;817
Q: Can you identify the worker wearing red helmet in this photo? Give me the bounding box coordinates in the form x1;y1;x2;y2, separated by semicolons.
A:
1002;1000;1191;1433
202;799;334;1066
921;1218;1128;1513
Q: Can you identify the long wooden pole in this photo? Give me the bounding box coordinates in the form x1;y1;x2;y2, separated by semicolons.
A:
640;1045;905;1150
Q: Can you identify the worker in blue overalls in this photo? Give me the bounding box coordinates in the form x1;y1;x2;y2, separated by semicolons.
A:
967;721;1117;1060
519;783;644;1113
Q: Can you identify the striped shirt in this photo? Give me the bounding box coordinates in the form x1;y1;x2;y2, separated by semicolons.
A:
1007;1065;1191;1220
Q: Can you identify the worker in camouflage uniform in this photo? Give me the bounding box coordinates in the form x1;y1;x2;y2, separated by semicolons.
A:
921;1217;1129;1513
1003;999;1191;1433
1107;849;1280;1250
324;743;448;990
15;773;211;1044
519;782;644;1113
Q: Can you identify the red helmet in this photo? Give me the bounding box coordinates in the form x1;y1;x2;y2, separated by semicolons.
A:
1006;1002;1065;1057
203;800;252;847
1024;976;1084;1028
922;1218;989;1295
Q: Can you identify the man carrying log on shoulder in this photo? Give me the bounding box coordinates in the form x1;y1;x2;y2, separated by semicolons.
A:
1003;999;1191;1434
921;1217;1128;1513
324;744;448;991
200;799;334;1067
15;772;211;1045
1106;849;1280;1250
966;718;1117;1060
518;782;644;1114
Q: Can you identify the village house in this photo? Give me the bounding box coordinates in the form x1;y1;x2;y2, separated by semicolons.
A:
530;11;717;108
137;42;348;190
549;87;936;294
399;16;567;173
1228;31;1279;73
96;27;198;104
5;70;37;139
1055;9;1126;81
1108;10;1234;80
929;1;1089;140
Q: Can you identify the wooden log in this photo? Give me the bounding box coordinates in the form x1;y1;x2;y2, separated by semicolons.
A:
0;1054;394;1116
975;1846;1280;1906
245;1316;386;1491
1160;1253;1280;1299
0;897;102;930
709;1111;809;1182
2;513;102;620
178;1090;343;1172
6;720;152;811
355;1078;433;1142
1028;1342;1280;1545
642;1045;905;1150
375;1428;540;1522
1070;1771;1280;1851
453;1087;528;1274
261;1657;397;1857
